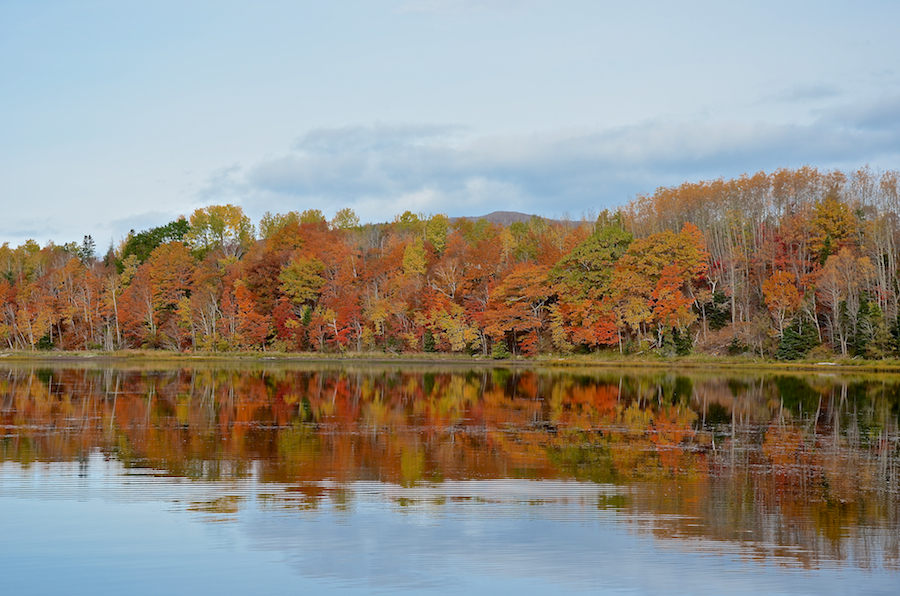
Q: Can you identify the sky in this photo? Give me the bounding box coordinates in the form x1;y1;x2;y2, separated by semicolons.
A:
2;0;899;248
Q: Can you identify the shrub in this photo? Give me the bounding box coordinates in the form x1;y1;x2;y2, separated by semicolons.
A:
491;341;511;359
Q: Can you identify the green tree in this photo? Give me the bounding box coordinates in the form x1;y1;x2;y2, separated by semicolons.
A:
774;319;819;360
78;235;96;264
552;211;632;299
121;218;190;266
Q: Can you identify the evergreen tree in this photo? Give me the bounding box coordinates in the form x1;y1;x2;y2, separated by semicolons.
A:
78;235;96;264
775;319;820;360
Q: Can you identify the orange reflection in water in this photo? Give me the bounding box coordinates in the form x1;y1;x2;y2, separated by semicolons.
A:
1;364;898;569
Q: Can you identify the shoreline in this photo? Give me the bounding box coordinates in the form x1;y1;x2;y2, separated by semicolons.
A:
4;349;900;374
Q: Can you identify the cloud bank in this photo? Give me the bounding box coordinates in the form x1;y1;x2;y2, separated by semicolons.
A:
201;95;900;223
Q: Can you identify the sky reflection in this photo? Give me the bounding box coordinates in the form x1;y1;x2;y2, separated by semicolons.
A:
1;364;898;594
1;454;897;596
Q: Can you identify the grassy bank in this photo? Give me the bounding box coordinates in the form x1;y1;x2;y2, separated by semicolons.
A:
4;348;900;374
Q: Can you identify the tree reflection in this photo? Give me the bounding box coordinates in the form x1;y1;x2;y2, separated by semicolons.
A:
1;364;898;568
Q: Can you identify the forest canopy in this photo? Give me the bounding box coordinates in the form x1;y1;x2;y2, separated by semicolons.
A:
2;166;900;360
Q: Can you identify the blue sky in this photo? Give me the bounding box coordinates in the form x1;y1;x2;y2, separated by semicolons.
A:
2;0;899;248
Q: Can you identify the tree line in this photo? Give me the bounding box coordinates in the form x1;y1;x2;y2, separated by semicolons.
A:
2;166;900;359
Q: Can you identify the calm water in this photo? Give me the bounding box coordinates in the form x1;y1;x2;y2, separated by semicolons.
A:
1;362;898;595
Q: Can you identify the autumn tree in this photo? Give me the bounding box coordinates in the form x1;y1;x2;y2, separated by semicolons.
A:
233;280;270;349
817;248;875;355
762;270;801;337
185;204;255;259
402;238;427;277
331;208;360;230
483;263;550;355
299;209;326;224
612;223;707;348
7;167;900;358
259;211;301;240
279;254;326;307
424;214;450;254
811;192;858;263
147;242;195;315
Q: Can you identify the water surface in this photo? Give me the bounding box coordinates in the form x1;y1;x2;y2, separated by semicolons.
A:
1;363;898;594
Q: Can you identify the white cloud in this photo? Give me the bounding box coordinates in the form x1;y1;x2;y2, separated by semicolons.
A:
292;124;463;153
199;95;900;226
0;218;60;247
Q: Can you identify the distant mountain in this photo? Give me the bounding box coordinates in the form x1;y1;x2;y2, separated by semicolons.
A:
452;211;536;226
452;211;584;227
